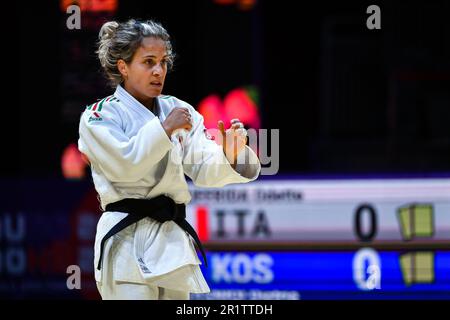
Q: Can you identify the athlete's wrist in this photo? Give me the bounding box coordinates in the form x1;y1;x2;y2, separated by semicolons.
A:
162;122;174;137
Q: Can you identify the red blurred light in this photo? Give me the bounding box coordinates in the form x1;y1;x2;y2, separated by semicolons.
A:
61;143;87;180
197;86;261;145
213;0;256;10
60;0;118;13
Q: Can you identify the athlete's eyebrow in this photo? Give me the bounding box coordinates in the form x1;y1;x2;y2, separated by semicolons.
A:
142;54;169;59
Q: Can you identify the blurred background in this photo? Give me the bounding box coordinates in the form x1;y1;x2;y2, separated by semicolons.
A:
4;0;450;299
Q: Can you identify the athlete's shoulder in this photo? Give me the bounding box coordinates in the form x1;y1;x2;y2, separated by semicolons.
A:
159;94;175;101
159;94;195;111
81;95;122;125
84;95;121;112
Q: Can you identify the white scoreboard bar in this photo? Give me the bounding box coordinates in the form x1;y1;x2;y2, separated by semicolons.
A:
186;178;450;243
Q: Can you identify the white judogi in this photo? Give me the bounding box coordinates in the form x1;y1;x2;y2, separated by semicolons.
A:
78;85;261;297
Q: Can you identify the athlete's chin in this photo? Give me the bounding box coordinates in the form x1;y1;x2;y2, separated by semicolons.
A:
147;86;163;97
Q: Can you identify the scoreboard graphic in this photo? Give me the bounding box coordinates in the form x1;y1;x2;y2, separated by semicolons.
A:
0;177;449;299
186;178;450;244
192;250;450;300
187;178;450;300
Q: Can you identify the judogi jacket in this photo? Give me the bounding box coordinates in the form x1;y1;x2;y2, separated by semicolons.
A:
78;85;261;293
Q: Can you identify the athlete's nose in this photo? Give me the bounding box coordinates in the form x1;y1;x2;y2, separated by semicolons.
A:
152;63;163;77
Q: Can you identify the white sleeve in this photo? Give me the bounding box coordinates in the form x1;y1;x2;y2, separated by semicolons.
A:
78;107;173;183
182;109;261;188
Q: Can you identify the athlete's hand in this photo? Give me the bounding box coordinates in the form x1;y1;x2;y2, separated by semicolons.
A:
217;118;248;168
162;107;193;137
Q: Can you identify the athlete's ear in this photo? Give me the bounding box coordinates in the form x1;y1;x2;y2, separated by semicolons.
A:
117;59;128;79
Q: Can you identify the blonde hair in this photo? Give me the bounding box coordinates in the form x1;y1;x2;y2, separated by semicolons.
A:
96;19;175;87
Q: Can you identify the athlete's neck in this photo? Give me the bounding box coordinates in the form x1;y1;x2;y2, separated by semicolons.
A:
123;84;156;113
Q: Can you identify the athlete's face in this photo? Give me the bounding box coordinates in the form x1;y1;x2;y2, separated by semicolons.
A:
118;37;168;106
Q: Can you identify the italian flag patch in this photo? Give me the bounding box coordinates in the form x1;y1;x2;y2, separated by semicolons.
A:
86;95;118;122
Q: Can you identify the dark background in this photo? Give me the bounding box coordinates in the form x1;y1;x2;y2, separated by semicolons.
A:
16;0;450;179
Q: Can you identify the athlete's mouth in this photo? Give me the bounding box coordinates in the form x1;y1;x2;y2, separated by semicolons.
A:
150;81;162;86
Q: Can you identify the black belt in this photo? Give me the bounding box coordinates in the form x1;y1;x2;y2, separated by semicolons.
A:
97;195;207;271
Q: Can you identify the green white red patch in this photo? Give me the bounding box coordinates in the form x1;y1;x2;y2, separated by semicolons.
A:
85;95;121;122
86;95;119;111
